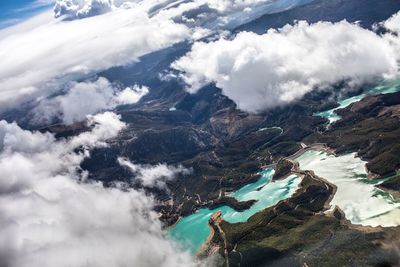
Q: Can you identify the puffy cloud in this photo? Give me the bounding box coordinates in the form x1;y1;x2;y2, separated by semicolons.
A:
0;113;198;267
33;77;148;124
172;19;400;112
0;7;189;110
116;83;149;104
383;11;400;34
0;112;124;194
69;111;126;147
118;157;192;189
54;0;114;19
381;12;400;61
0;0;311;112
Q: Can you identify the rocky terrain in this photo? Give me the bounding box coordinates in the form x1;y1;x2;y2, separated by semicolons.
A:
75;79;400;266
5;1;399;266
23;58;398;266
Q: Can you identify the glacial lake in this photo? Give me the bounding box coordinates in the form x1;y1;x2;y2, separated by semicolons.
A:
168;168;301;254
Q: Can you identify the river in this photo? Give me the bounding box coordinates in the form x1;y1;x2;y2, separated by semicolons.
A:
316;78;400;123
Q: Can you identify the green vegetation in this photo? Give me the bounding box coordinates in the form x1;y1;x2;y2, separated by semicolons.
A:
272;158;294;180
207;196;257;212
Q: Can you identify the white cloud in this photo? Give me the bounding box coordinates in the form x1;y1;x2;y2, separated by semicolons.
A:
0;112;199;267
0;7;189;110
0;18;23;29
118;157;192;189
54;0;114;19
381;12;400;62
198;0;312;29
69;111;126;147
116;84;149;105
53;0;305;21
14;0;55;12
383;11;400;34
203;0;272;13
172;20;400;112
33;77;148;124
0;0;311;112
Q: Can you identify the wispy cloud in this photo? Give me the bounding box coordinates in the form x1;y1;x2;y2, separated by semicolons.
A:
0;18;22;29
118;157;192;189
32;77;149;124
13;0;55;13
0;7;189;110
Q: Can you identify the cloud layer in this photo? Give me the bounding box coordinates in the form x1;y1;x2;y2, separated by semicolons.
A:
33;77;148;124
0;112;199;267
0;7;188;109
53;0;309;21
0;0;312;113
173;15;400;112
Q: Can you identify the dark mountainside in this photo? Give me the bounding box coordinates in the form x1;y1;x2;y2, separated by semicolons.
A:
19;1;400;266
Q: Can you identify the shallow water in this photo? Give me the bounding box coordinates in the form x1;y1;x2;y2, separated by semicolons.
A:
316;78;400;123
168;168;301;254
296;150;400;227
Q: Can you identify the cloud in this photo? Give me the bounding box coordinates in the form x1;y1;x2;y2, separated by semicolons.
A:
54;0;114;19
53;0;308;21
118;157;192;189
383;11;400;34
116;83;149;104
0;112;199;267
0;18;23;29
172;19;400;112
14;0;55;12
175;0;312;30
0;0;311;112
33;77;148;124
0;7;189;110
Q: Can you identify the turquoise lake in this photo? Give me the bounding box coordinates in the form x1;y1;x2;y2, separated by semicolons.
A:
169;77;400;255
168;168;301;254
316;78;400;122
